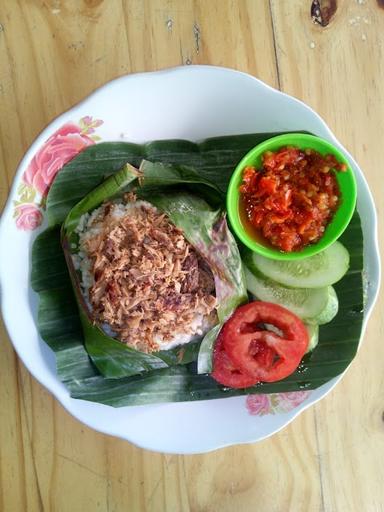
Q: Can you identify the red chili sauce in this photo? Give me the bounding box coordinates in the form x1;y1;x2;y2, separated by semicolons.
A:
239;146;346;252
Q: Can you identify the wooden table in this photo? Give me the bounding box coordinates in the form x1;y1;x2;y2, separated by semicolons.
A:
0;1;383;511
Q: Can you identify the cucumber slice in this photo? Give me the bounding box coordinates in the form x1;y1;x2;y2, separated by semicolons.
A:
309;286;339;325
244;266;330;320
197;324;221;374
266;322;318;353
245;241;350;288
305;323;319;353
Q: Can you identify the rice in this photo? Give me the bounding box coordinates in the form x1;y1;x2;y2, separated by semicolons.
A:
72;198;218;352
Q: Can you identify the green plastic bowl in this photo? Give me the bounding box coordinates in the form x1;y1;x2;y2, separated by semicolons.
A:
227;133;357;261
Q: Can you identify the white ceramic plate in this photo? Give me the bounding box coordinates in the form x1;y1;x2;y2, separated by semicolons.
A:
0;66;380;454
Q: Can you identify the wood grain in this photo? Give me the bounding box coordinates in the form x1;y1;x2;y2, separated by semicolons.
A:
0;1;383;511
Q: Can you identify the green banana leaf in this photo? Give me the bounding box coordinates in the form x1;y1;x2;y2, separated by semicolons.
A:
46;133;291;226
31;133;364;407
59;161;246;378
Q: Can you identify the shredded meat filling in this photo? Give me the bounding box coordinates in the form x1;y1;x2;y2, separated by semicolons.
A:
84;199;217;353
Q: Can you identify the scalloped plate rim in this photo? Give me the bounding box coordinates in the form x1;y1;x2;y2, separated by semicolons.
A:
0;65;380;454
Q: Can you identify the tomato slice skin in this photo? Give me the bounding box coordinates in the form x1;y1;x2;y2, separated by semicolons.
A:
222;302;309;383
211;336;259;389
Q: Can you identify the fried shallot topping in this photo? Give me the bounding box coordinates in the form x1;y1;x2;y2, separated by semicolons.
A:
83;199;217;353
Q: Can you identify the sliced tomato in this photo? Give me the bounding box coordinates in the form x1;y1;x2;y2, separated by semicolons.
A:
222;302;309;383
211;336;258;389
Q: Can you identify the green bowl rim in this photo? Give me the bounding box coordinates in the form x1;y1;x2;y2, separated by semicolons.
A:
226;133;357;261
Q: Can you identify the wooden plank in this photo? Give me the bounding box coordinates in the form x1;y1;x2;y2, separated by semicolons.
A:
0;0;382;510
0;321;28;512
270;0;384;510
0;2;289;511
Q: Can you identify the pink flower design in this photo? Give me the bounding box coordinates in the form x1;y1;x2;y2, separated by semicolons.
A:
81;115;93;126
246;394;271;416
81;115;103;129
22;122;94;198
14;116;103;230
246;391;311;416
275;391;310;411
15;204;43;231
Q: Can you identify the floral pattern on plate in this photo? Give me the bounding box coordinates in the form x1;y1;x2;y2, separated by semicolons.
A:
13;116;103;230
246;391;311;416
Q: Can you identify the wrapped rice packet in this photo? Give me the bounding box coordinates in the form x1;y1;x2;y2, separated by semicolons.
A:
61;161;247;379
